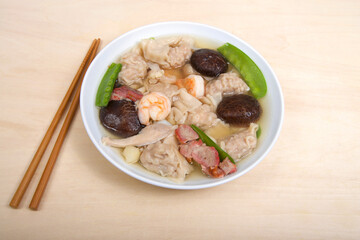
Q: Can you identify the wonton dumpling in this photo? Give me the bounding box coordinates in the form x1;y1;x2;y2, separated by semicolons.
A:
140;36;194;69
148;82;179;100
206;72;250;101
219;123;258;161
167;88;202;125
186;104;220;130
140;134;193;180
119;51;148;86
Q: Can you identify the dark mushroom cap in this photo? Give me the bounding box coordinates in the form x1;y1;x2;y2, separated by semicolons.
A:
190;49;228;77
99;100;143;138
216;94;261;126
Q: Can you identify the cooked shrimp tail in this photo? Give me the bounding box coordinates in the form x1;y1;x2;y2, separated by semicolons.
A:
137;92;171;125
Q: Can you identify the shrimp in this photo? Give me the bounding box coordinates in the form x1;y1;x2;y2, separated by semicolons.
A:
176;74;204;98
138;92;171;125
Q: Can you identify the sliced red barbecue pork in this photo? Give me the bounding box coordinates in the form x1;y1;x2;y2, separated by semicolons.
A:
111;86;143;102
175;124;199;144
175;125;237;178
219;158;237;175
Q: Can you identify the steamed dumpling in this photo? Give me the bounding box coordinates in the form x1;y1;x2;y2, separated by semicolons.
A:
119;51;148;86
219;123;258;161
140;134;193;180
206;72;250;97
140;36;194;69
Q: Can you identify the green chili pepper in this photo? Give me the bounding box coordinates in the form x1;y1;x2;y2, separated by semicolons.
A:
256;126;261;139
191;124;235;164
217;43;267;99
95;63;122;107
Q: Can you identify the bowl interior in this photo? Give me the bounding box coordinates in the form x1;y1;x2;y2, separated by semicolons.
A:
80;22;284;189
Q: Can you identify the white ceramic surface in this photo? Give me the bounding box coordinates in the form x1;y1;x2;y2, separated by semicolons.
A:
80;21;284;190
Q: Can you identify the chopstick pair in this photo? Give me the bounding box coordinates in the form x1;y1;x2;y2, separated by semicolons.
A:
9;38;101;210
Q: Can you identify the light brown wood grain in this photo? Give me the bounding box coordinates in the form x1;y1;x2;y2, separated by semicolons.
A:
9;38;98;209
28;38;100;210
0;0;359;239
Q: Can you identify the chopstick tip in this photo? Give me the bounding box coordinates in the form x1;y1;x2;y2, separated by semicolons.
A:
29;206;39;211
9;203;19;209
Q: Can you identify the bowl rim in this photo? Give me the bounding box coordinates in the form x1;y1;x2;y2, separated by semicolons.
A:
80;21;284;190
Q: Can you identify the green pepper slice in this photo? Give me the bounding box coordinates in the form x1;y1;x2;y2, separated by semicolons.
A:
95;63;122;107
256;125;261;139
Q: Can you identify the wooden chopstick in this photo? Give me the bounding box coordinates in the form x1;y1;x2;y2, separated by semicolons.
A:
28;38;101;210
9;38;100;209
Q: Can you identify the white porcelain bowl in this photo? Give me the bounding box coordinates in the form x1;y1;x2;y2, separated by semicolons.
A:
80;22;284;189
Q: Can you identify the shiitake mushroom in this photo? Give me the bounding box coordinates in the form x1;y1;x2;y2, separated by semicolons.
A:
100;100;143;138
190;49;228;77
216;94;261;126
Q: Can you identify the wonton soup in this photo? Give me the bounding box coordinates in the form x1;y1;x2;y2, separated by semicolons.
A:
95;35;265;181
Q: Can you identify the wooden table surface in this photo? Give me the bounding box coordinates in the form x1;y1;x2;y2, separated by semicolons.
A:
1;0;359;239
